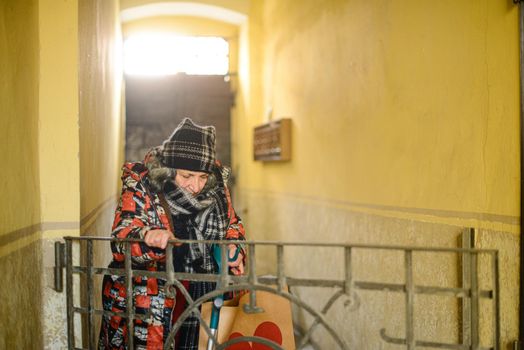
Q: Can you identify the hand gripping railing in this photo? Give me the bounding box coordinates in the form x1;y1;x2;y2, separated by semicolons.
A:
58;234;499;350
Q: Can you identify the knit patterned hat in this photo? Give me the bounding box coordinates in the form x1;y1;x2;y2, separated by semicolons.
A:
161;118;216;173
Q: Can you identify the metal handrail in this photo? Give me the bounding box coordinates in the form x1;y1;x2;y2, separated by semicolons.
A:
60;234;499;350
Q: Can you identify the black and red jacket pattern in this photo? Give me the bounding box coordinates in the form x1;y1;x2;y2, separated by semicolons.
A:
98;162;245;350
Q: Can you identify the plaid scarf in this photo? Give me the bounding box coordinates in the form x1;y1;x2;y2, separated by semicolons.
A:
163;168;230;349
162;167;229;274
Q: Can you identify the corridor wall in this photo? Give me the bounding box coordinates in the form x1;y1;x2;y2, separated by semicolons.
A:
39;0;81;346
78;0;123;264
0;0;123;348
0;0;43;348
78;0;124;348
234;0;520;347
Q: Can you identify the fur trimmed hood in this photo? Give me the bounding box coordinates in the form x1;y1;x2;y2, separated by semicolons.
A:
141;146;230;194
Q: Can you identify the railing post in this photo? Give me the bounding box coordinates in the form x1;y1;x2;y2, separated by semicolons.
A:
492;251;500;349
86;239;95;349
166;243;175;288
125;242;135;349
54;241;65;292
219;243;229;288
65;238;74;350
471;248;480;350
461;228;474;346
244;243;263;313
405;250;415;350
277;244;285;292
344;247;352;295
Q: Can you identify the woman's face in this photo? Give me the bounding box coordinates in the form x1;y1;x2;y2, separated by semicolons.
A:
174;169;209;195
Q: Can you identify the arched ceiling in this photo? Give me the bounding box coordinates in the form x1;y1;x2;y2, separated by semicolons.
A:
120;1;247;25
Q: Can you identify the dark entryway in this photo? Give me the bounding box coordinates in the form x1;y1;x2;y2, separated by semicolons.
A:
125;74;234;167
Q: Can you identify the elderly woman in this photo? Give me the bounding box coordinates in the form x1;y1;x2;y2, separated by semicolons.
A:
99;118;245;350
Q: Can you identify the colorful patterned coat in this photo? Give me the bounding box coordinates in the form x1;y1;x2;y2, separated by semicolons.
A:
98;162;245;349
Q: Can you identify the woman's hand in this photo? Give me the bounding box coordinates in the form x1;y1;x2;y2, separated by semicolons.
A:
227;244;245;275
144;229;175;249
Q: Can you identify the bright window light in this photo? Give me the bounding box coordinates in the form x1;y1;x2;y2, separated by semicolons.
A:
123;34;229;76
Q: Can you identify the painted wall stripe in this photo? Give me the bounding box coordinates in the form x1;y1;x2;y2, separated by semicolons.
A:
0;223;41;247
80;195;117;227
242;188;520;229
0;195;117;250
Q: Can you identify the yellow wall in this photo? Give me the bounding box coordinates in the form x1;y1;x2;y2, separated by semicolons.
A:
78;1;124;346
0;0;41;249
1;0;81;346
235;0;520;347
39;0;81;347
123;16;239;37
1;0;123;347
121;0;249;15
79;0;123;239
239;0;519;229
39;0;80;233
0;0;43;348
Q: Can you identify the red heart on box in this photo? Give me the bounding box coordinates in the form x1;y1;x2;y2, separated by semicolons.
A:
225;321;283;350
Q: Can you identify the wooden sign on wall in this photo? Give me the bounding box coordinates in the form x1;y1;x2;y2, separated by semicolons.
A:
253;118;291;161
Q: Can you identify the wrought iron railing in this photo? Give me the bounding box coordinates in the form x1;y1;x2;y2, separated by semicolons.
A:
56;230;499;350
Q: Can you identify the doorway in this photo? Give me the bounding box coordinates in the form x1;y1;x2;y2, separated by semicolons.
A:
125;73;233;166
123;34;234;167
